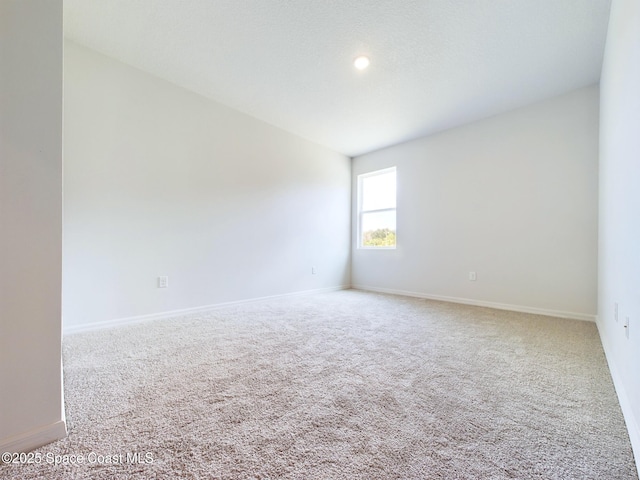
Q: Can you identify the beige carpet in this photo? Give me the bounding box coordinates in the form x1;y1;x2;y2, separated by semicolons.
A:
2;290;637;479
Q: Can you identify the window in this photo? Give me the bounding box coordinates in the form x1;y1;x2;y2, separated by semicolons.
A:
357;167;396;248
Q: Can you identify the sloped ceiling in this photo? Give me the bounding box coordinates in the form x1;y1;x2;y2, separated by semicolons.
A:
64;0;611;157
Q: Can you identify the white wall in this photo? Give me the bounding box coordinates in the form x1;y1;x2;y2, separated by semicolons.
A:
598;0;640;469
63;41;351;330
352;86;599;320
0;0;66;451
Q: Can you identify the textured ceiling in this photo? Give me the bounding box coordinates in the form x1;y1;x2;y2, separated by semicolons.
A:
64;0;612;157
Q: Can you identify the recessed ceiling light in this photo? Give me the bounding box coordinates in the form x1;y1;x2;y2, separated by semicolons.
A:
354;56;370;70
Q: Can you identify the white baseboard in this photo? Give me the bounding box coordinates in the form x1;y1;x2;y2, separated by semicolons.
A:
596;318;640;478
64;285;350;335
0;420;67;454
351;285;596;322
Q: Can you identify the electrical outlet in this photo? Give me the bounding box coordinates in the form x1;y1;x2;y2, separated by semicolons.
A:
468;271;477;281
312;266;317;275
158;276;169;288
624;316;630;339
615;302;619;322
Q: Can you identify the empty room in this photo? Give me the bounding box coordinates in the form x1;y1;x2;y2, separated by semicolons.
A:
1;0;639;478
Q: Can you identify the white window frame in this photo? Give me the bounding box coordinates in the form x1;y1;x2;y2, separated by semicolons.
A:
357;166;397;250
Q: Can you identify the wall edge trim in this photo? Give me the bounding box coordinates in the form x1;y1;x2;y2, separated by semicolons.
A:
596;318;640;477
63;285;350;335
351;285;596;322
0;420;67;454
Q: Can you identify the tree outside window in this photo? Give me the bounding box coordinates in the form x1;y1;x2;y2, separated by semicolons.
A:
358;167;396;248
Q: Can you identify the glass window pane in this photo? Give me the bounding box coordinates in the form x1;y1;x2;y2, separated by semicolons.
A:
361;211;396;247
362;170;396;211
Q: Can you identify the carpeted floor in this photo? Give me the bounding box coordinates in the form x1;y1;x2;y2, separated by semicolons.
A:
1;290;637;479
